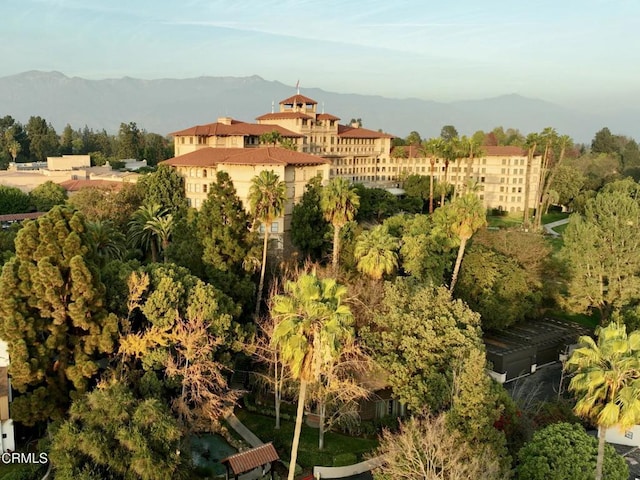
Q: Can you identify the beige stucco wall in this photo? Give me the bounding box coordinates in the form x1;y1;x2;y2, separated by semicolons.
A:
47;155;91;171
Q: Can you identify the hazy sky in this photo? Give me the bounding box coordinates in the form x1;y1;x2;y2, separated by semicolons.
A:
2;0;638;108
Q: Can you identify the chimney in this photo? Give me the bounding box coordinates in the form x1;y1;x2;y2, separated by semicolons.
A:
217;117;233;125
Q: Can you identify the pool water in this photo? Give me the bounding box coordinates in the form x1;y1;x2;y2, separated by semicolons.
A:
191;434;237;477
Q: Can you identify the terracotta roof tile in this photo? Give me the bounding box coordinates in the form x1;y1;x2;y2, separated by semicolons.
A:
256;112;313;121
317;113;340;121
279;94;317;105
169;121;302;138
0;212;44;222
221;443;279;475
160;147;331;168
58;179;124;192
337;125;394;139
482;145;527;156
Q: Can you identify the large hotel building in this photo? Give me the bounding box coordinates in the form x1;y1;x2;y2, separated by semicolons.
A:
163;92;542;233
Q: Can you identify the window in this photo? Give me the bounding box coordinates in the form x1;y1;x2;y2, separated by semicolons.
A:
512;187;516;193
480;176;485;182
203;184;208;193
271;222;278;233
259;224;265;233
500;186;504;192
203;169;207;178
502;159;506;165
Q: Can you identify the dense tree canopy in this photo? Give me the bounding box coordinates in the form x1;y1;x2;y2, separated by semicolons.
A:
364;279;484;412
515;422;628;480
561;186;640;320
28;180;67;211
0;207;119;424
291;175;330;261
139;165;187;214
50;381;185;480
0;185;31;214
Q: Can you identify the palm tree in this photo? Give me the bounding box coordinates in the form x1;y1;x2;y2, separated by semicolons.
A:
419;138;442;213
565;321;640;480
320;178;360;272
390;146;408;184
444;193;487;291
86;220;126;267
249;170;286;318
354;225;399;280
144;214;174;263
522;132;539;230
271;273;355;480
128;203;168;263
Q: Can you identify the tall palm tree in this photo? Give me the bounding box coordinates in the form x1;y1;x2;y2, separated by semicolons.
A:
144;214;174;263
444;193;487;291
419;138;442;213
522;132;539;230
354;225;399;280
128;203;168;263
565;321;640;480
271;273;355;480
249;170;286;318
320;177;360;272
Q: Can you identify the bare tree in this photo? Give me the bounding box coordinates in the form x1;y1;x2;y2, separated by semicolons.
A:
307;340;373;450
373;413;506;480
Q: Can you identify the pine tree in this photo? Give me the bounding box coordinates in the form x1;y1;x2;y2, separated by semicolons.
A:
0;206;119;424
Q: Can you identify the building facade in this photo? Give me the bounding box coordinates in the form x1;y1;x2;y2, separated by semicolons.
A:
391;144;542;213
160;147;330;252
168;92;541;213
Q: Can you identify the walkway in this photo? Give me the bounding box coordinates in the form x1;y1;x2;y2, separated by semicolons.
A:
543;218;569;237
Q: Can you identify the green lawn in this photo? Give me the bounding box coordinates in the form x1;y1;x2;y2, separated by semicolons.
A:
486;213;523;229
541;212;570;224
235;409;378;469
548;309;599;330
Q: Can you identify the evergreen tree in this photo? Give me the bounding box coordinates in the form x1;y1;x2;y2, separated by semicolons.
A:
50;381;186;480
0;207;119;424
28;180;67;211
25;115;59;161
291;175;330;261
0;185;31;214
197;171;258;312
140;165;187;214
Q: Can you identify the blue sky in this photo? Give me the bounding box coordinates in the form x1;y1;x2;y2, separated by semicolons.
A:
1;0;638;108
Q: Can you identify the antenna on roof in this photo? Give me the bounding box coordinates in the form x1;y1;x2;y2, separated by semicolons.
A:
296;80;300;95
322;102;325;114
271;101;274;113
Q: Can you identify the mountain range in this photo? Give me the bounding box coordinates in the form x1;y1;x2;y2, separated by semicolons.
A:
0;71;637;144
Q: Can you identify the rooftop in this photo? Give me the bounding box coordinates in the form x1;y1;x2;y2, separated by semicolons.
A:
161;147;331;168
221;443;279;475
170;120;302;138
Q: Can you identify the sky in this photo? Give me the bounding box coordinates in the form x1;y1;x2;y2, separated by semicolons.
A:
1;0;639;109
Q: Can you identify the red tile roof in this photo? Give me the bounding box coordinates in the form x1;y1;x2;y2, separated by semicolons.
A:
338;125;394;139
0;212;45;222
221;443;279;475
169;121;302;138
482;145;527;156
256;112;313;121
160;147;331;168
317;113;340;121
58;179;124;192
391;145;422;158
279;94;317;105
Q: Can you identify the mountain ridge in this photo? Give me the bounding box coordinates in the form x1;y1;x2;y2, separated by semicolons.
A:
0;71;636;143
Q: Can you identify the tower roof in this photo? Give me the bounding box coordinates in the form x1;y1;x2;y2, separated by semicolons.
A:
280;94;317;105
